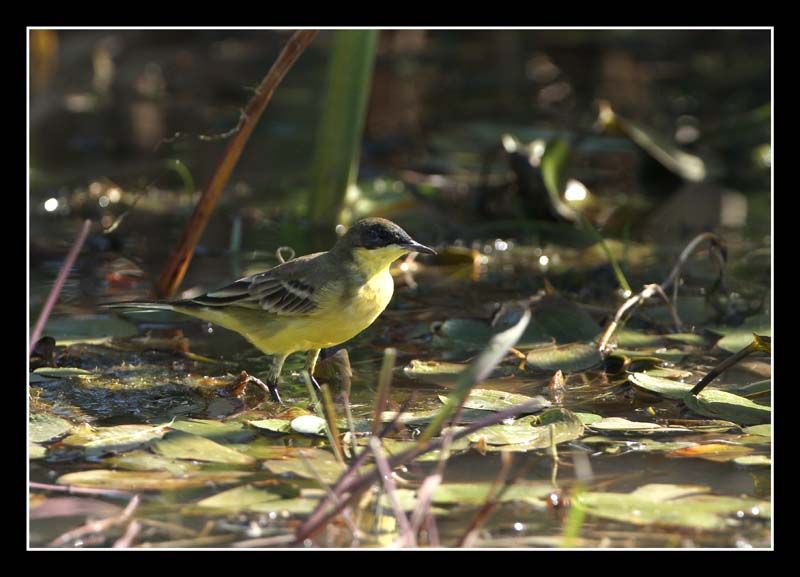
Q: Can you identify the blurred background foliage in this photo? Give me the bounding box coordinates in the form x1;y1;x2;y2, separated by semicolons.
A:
29;29;770;289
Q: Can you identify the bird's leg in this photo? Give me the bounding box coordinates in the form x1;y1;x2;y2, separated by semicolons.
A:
305;349;322;396
262;354;287;404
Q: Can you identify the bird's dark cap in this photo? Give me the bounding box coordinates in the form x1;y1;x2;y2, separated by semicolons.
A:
340;218;436;254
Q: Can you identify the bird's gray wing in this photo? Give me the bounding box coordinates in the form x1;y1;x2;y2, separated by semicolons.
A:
185;253;324;316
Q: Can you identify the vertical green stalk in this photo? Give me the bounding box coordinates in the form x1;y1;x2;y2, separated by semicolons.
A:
307;30;378;230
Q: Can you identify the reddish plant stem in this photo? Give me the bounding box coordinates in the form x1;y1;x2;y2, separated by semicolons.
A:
30;219;92;354
156;30;319;298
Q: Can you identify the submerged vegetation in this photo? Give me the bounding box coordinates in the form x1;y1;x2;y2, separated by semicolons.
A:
29;29;771;549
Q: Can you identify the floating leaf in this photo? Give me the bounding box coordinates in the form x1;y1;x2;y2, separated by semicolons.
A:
630;373;771;425
104;450;200;474
150;432;256;465
531;295;601;344
263;448;346;484
733;455;771;468
710;314;771;354
442;388;551;413
30;442;46;459
575;483;770;530
587;418;691;436
683;391;771;426
743;424;771;437
526;342;602;373
667;443;754;462
468;409;583;449
248;419;292;434
195;485;282;511
57;469;252;491
29;413;73;443
730;379;771;398
290;415;328;436
629;372;694;399
32;367;92;378
574;413;603;425
431;318;494;351
62;422;171;457
248;497;318;515
403;359;512;385
169;419;255;443
615;330;666;349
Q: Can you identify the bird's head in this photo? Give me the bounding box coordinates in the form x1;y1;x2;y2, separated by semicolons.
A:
335;218;436;272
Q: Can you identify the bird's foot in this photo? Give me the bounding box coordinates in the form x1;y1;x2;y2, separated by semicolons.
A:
226;370;283;405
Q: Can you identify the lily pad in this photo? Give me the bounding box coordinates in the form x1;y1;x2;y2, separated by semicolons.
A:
150;432;256;465
29;413;73;443
431;318;494;351
290;415;328;436
683;391;771;426
587;417;691;436
57;469;252;491
30;442;47;459
41;315;139;344
61;422;171;457
32;367;92;379
526;342;602;373
263;448;346;484
195;484;282;511
432;481;552;507
710;314;771;354
531;295;602;344
615;330;666;349
104;450;201;474
248;419;293;434
575;483;770;530
743;424;771;437
629;373;693;400
733;455;771;468
467;409;583;449
169;419;255;443
442;389;551;413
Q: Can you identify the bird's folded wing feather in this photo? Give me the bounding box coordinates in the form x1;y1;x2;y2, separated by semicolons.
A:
185;254;324;316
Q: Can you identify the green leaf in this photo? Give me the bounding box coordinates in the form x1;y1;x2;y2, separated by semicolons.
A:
587;417;691;435
169;419;256;443
62;422;171;457
248;419;293;434
575;483;770;530
743;424;771;437
531;295;601;344
57;469;252;491
290;415;328;436
32;367;92;378
615;330;666;349
195;485;282;511
629;372;694;400
442;388;551;413
733;455;771;468
263;448;346;484
683;390;771;426
30;442;46;459
104;450;201;474
710;314;771;354
630;372;771;425
540;139;579;221
150;432;256;465
526;342;602;373
431;318;494;352
468;409;584;449
29;413;73;443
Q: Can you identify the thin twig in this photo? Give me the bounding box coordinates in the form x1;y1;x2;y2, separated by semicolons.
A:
298;452;361;541
113;520;141;548
369;438;417;547
293;397;546;544
690;336;769;395
156;30;320;297
371;348;397;436
30;219;92;353
30;481;133;500
49;494;140;548
408;430;454;536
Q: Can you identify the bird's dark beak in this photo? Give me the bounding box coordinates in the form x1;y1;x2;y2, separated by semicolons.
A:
401;240;437;255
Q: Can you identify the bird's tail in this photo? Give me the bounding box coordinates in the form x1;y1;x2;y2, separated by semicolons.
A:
101;301;178;312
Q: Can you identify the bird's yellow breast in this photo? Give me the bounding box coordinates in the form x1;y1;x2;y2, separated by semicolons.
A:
236;248;402;355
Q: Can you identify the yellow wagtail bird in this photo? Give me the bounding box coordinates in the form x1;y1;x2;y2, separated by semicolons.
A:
105;218;436;404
